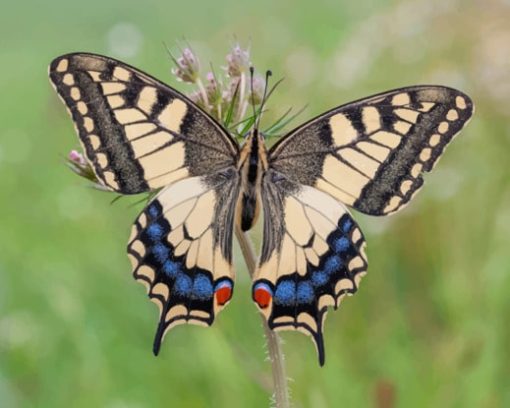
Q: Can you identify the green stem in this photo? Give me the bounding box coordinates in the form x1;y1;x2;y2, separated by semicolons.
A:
235;225;291;408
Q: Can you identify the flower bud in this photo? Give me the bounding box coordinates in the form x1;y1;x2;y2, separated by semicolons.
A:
68;149;87;166
171;47;200;83
205;71;220;102
250;74;266;105
225;44;250;77
66;149;104;189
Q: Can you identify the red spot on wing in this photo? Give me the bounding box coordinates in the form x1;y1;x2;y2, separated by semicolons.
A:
254;287;272;309
215;286;232;306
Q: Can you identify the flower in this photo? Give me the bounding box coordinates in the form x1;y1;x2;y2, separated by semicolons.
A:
225;43;251;77
205;71;221;103
250;74;266;105
171;47;200;83
66;149;107;190
68;149;87;166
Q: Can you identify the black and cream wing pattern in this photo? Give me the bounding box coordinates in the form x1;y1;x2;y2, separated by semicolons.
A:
50;52;474;365
128;171;239;353
252;172;367;365
49;53;240;353
269;86;474;215
49;52;238;193
252;86;473;364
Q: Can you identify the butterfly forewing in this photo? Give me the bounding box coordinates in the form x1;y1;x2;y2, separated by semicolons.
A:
127;169;239;353
269;86;474;215
49;53;238;194
252;170;367;365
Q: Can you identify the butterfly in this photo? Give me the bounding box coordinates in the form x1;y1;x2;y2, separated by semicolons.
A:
49;52;473;365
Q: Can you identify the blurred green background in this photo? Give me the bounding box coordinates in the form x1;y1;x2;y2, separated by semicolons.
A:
1;0;510;406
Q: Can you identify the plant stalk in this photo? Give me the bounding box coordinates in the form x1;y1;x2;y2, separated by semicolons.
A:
195;77;210;109
235;225;291;408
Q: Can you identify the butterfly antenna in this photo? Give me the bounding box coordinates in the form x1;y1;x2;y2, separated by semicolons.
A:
249;66;257;129
254;70;272;132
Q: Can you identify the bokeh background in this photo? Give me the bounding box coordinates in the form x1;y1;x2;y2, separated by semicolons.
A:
1;0;510;406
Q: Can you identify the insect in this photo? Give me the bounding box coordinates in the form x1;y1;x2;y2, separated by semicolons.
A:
49;53;473;365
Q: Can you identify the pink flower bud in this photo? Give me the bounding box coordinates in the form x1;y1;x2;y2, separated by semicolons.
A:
250;75;266;105
68;149;86;166
171;47;200;83
225;44;250;77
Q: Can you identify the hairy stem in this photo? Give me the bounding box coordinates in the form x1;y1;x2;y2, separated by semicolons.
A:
235;225;291;408
195;78;210;110
237;72;246;123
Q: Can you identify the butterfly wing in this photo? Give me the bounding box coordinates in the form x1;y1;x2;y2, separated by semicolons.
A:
252;170;367;365
254;86;473;364
128;168;240;353
49;53;238;193
269;86;474;215
50;53;242;352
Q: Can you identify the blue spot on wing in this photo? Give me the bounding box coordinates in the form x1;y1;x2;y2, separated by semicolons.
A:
311;271;328;287
274;280;296;305
152;243;169;263
324;255;342;274
162;260;181;278
192;274;213;300
215;279;233;291
174;274;192;296
146;223;164;242
297;281;314;304
341;218;352;234
333;237;350;253
254;281;273;295
148;203;160;219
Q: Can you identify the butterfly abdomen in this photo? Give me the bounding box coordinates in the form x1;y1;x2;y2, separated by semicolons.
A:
236;130;268;231
238;190;260;231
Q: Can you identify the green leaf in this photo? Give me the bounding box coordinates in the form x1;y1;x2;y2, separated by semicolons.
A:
163;42;181;68
223;80;240;128
264;104;308;136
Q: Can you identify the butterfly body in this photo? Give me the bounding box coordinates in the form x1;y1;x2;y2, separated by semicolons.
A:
49;53;473;365
236;129;268;231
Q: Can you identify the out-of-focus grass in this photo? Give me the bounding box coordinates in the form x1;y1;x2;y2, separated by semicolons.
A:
1;0;510;407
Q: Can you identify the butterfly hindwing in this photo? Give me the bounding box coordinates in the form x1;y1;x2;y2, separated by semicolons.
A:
252;169;367;365
49;53;238;193
127;169;239;353
269;86;474;215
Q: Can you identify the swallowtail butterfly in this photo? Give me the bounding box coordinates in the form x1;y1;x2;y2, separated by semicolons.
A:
49;53;473;365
